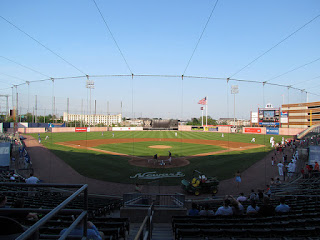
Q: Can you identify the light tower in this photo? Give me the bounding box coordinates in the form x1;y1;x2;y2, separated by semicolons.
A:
86;75;94;126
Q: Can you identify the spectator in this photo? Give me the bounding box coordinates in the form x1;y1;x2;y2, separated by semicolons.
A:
275;197;290;213
229;196;244;215
249;189;259;201
215;199;233;216
188;203;199;216
258;197;275;217
246;200;260;215
235;170;241;190
314;162;319;172
199;204;214;216
236;193;247;202
60;219;104;240
266;185;271;197
270;178;275;186
25;173;39;184
11;199;38;220
0;194;9;208
275;178;281;186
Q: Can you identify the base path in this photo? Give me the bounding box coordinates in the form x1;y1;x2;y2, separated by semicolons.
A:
24;135;285;198
56;138;264;168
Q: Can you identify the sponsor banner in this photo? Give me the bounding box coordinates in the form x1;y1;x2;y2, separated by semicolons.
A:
259;122;280;126
244;128;262;133
75;127;87;132
112;127;139;131
130;171;185;180
191;126;203;131
266;127;279;135
206;127;218;132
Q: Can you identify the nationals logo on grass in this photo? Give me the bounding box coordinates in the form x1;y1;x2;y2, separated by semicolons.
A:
130;171;185;180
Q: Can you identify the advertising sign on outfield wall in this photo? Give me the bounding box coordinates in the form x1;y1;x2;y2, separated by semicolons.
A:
112;127;143;131
204;127;218;132
75;127;87;132
244;128;262;133
266;127;279;135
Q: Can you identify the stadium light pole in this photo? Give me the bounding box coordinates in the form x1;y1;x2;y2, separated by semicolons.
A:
86;76;94;127
231;85;239;128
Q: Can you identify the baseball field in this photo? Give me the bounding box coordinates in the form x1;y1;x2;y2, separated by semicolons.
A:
31;131;289;185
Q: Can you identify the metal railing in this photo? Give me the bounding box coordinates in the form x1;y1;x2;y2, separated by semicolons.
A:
123;193;185;208
0;182;88;240
134;203;154;240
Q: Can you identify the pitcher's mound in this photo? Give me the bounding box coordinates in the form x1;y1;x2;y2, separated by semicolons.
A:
148;145;172;149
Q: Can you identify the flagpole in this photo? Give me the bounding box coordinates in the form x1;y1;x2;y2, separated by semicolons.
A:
202;108;203;126
206;96;208;126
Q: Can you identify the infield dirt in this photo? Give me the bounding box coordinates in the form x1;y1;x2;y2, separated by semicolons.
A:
55;138;264;168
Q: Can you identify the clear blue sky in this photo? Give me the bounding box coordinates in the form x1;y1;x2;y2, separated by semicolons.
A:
0;0;319;120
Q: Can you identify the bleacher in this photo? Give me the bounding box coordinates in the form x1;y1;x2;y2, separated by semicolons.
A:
172;173;320;240
0;172;129;240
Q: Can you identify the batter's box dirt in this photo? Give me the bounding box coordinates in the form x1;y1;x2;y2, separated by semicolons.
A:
55;138;264;168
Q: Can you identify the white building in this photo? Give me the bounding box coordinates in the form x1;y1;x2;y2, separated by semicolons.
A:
63;112;122;126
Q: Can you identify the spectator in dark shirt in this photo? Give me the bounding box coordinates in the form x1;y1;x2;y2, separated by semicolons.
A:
258;197;275;216
188;203;199;216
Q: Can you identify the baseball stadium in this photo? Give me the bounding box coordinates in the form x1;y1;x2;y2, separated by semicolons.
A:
1;1;320;239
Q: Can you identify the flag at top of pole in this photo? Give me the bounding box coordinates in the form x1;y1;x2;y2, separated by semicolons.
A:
198;97;207;105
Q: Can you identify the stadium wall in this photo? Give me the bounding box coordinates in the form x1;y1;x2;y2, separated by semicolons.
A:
18;128;46;133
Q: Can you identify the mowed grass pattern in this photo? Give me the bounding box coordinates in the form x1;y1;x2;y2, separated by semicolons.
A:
28;131;291;185
94;141;225;157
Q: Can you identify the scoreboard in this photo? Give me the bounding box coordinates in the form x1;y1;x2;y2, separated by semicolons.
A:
258;108;280;126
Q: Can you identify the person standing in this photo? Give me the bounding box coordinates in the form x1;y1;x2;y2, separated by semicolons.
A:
277;161;284;177
235;170;241;190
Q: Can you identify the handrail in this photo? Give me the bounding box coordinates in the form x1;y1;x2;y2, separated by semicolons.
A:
0;183;89;240
134;203;154;240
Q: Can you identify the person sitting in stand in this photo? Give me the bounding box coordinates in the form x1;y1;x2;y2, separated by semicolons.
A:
258;197;275;217
275;197;290;213
11;198;38;220
236;193;247;202
60;219;104;240
215;198;233;216
199;204;214;216
246;200;260;215
188;203;199;216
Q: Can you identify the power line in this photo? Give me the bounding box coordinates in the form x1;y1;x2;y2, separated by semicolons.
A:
0;72;26;83
229;13;320;78
0;15;87;75
292;75;320;86
182;0;219;76
92;0;133;74
265;57;320;83
0;55;51;78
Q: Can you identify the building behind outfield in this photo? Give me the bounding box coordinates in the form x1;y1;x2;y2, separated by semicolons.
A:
63;112;122;126
281;101;320;128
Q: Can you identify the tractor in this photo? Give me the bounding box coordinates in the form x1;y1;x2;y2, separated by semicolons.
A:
181;170;219;196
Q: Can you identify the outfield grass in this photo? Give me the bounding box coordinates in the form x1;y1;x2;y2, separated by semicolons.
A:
29;131;290;185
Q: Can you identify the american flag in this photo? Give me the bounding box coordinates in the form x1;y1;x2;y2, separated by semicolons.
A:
198;97;207;105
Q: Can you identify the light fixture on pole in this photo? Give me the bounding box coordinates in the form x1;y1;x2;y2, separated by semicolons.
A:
231;85;239;128
86;76;94;126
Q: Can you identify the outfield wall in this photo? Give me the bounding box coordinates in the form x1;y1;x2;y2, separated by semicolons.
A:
18;128;46;133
